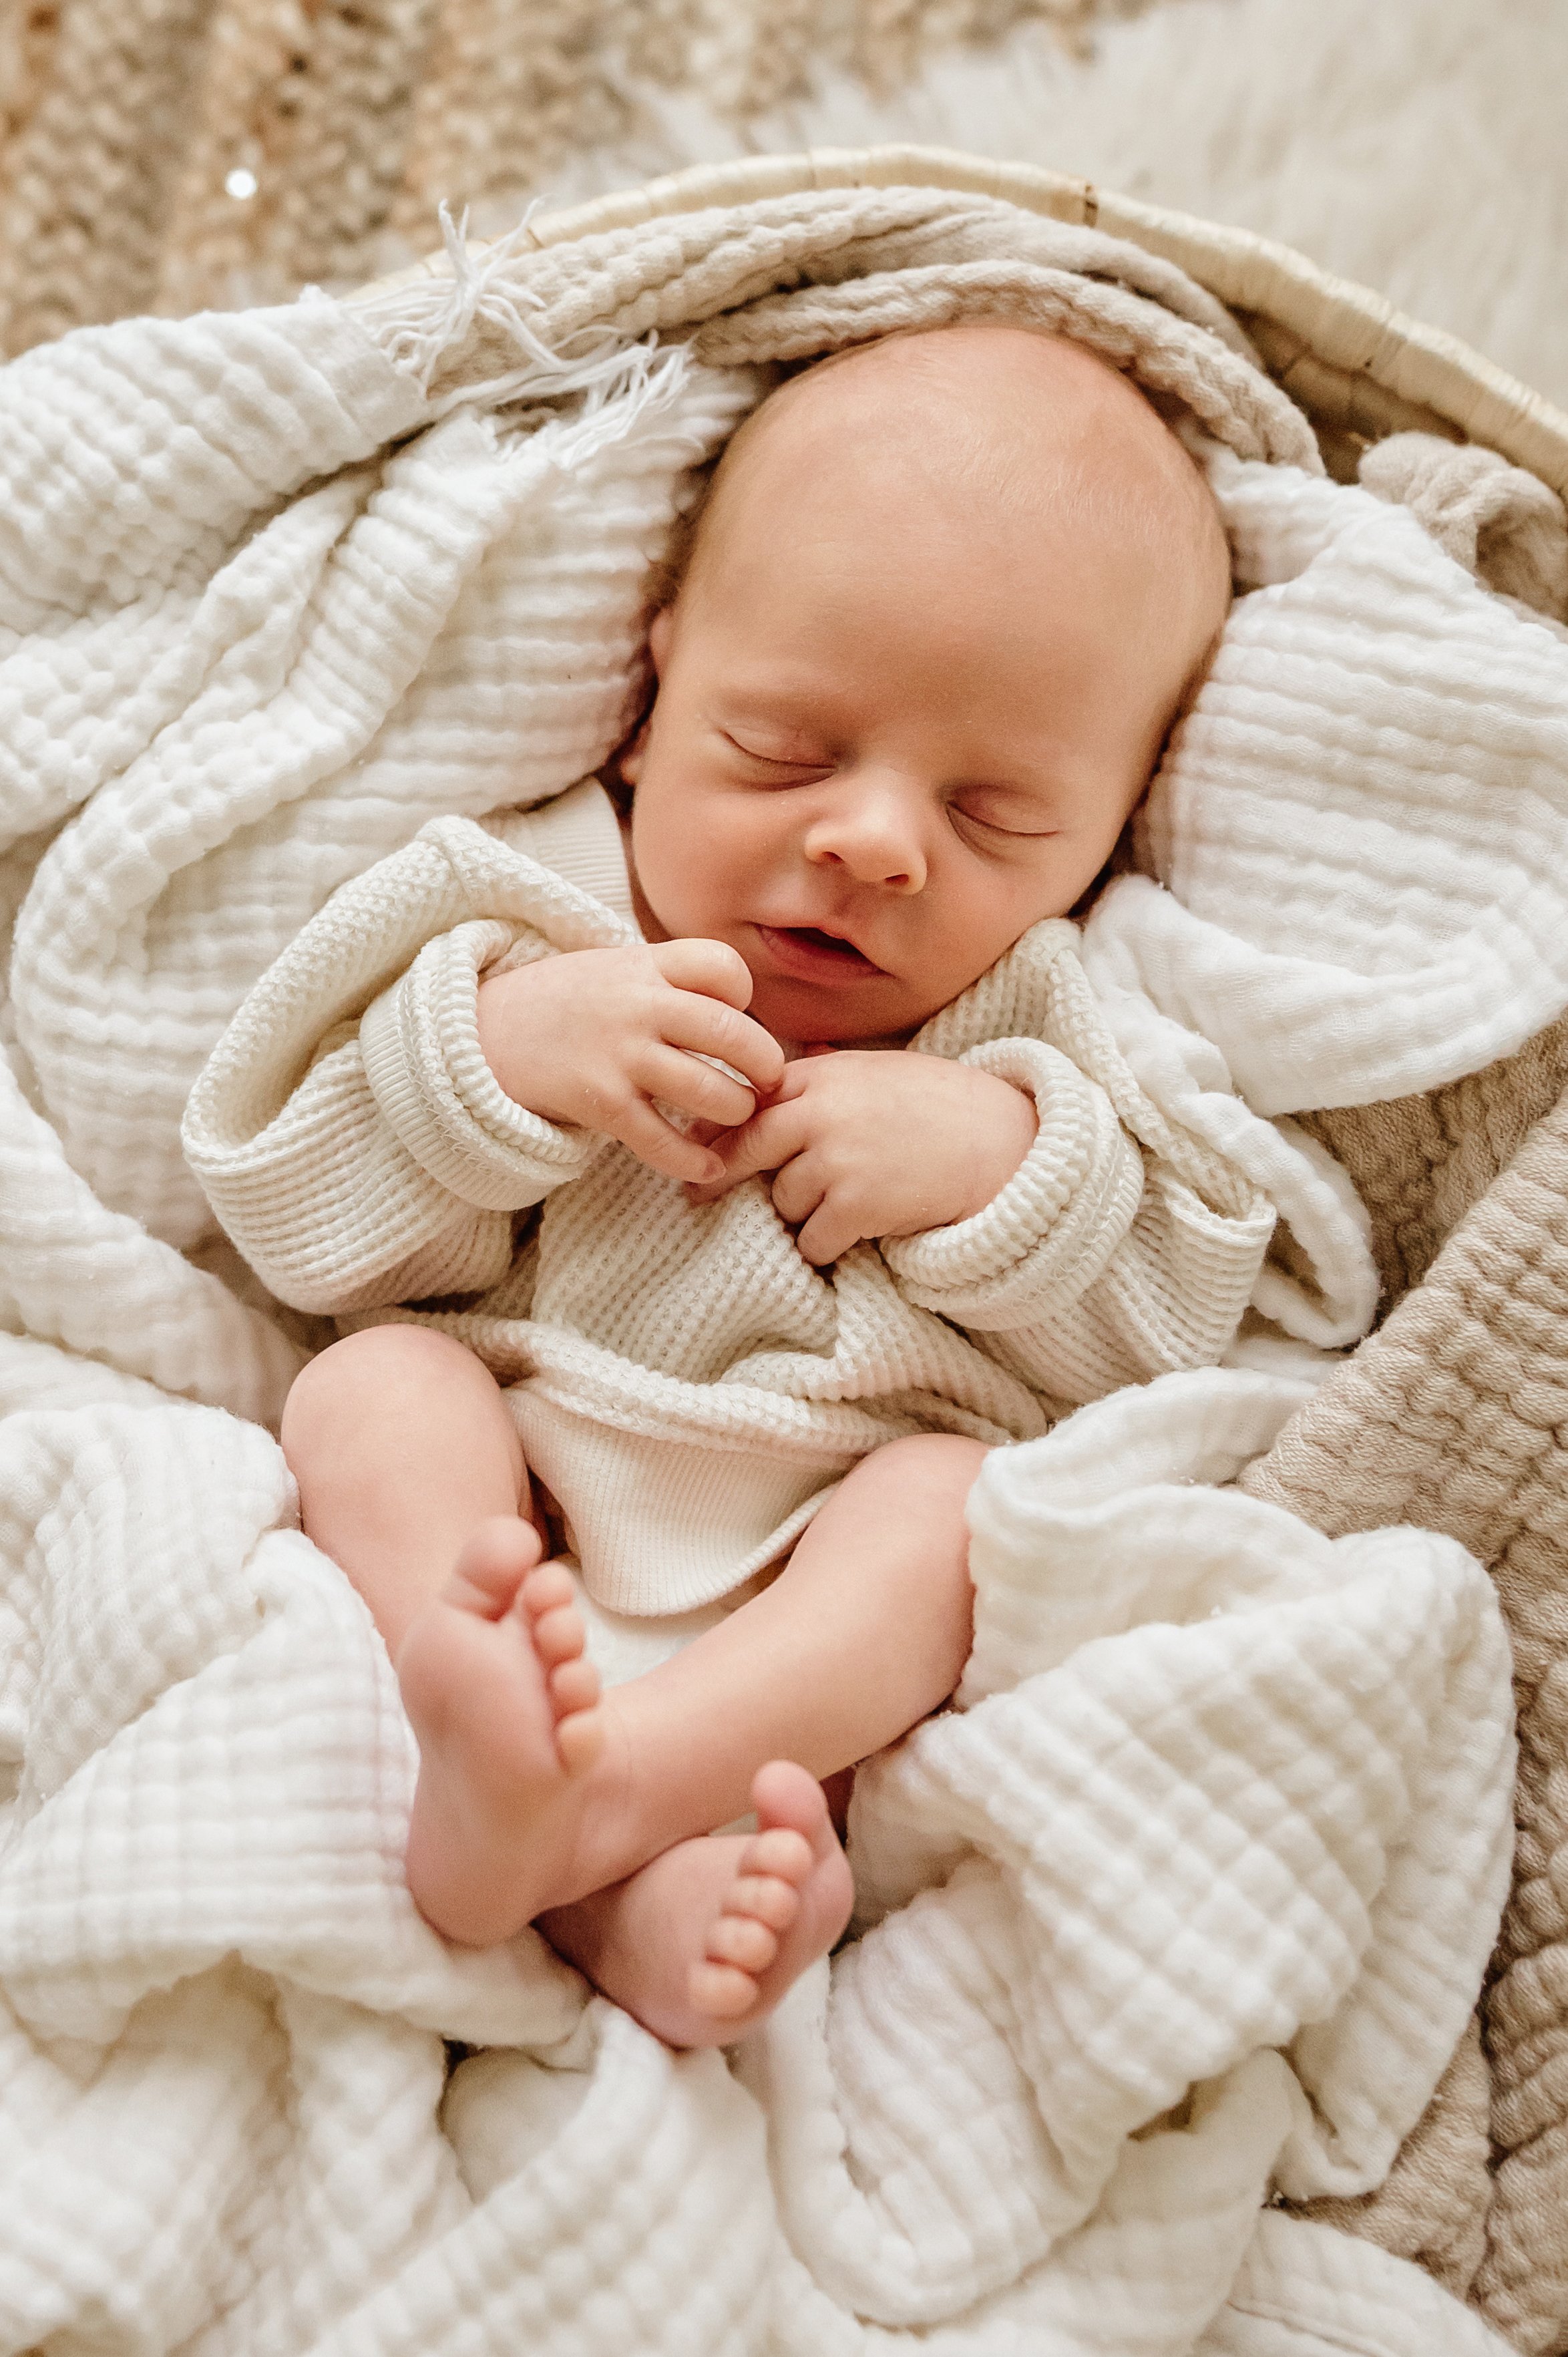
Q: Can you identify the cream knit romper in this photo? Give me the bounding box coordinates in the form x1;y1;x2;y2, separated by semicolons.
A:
184;778;1275;1620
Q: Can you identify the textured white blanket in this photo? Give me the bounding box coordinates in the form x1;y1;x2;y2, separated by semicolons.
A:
0;1370;1517;2352
0;193;1556;2351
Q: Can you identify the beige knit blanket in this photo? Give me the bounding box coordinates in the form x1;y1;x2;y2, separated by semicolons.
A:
1250;1032;1568;2349
3;181;1567;2352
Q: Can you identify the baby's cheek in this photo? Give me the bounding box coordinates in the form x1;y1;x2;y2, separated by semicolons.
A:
645;827;737;934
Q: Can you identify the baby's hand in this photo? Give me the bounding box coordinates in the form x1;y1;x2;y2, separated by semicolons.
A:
475;941;785;1184
689;1053;1038;1265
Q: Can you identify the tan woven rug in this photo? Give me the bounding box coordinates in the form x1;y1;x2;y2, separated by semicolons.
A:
2;0;1562;403
1242;1024;1568;2351
0;0;1137;354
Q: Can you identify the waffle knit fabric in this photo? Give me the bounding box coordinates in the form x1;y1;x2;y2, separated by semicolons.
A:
183;779;1278;1616
1244;1022;1568;2354
0;182;1565;2349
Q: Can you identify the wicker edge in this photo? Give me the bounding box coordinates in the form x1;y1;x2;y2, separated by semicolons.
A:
354;143;1568;497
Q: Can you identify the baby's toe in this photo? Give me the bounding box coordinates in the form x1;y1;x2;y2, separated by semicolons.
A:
741;1826;816;1890
689;1960;760;2020
520;1562;576;1617
548;1656;600;1716
530;1602;585;1668
554;1708;604;1774
727;1871;802;1935
447;1517;544;1612
705;1910;780;1976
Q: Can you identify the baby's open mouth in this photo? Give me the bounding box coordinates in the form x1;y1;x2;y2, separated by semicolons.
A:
755;924;886;978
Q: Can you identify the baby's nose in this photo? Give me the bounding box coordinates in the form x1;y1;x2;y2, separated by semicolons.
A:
803;785;928;892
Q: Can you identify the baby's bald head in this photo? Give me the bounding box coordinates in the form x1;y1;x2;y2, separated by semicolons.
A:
673;323;1231;703
623;324;1235;1042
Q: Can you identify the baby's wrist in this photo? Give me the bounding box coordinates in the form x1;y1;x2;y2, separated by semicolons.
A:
954;1078;1038;1220
475;964;573;1123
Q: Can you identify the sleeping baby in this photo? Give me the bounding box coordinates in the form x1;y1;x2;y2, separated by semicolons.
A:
185;322;1269;2047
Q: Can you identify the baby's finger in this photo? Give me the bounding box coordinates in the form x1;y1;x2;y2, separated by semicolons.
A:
606;1096;725;1186
767;1149;829;1230
793;1192;867;1266
650;937;755;1011
660;988;785;1095
632;1043;757;1129
689;1097;813;1199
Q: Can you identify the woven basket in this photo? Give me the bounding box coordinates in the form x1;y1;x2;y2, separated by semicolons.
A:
362;142;1568;494
364;147;1568;2340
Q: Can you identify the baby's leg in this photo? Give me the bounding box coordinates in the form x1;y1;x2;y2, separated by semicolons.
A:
289;1340;979;2037
284;1323;610;1921
403;1431;983;2000
281;1324;542;1656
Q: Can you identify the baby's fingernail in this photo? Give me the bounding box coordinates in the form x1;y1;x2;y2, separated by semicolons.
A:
699;1152;724;1182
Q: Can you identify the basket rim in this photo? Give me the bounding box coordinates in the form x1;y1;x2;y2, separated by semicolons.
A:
364;143;1568;497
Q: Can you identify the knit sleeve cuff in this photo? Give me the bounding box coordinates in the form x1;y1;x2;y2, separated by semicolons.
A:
360;918;604;1210
881;1037;1145;1328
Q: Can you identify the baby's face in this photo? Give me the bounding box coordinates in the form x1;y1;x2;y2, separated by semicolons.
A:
624;328;1229;1046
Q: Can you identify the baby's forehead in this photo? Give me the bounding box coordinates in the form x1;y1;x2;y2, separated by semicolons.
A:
767;328;1163;462
704;323;1220;564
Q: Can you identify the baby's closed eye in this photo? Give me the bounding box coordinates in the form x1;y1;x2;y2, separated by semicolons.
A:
946;784;1061;840
719;723;835;774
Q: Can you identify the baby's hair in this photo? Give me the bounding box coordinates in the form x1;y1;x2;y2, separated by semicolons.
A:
642;464;717;614
609;481;717;814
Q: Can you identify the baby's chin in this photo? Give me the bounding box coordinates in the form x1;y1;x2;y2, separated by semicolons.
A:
745;971;935;1051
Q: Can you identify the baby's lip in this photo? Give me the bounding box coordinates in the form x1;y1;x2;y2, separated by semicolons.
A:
752;922;888;980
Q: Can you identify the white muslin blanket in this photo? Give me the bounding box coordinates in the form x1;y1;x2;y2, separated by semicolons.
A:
0;1369;1517;2354
1;193;1563;2352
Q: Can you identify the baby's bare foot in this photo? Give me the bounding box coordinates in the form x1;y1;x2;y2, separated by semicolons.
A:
540;1761;854;2048
687;1761;855;2035
398;1517;609;1946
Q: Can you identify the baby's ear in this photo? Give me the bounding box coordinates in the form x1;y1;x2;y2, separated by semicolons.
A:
621;607;673;785
647;606;674;675
619;712;650;785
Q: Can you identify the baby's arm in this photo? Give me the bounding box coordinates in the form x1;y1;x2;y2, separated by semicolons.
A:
879;1034;1276;1400
184;815;783;1310
181;820;622;1310
698;982;1275;1401
883;1066;1275;1399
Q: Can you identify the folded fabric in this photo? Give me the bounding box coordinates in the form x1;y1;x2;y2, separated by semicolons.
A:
0;185;1551;2352
0;1369;1515;2353
1085;443;1568;1125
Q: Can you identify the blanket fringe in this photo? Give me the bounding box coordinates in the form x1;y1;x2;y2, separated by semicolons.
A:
348;201;690;429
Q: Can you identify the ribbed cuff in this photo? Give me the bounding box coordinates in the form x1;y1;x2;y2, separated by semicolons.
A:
882;1037;1144;1326
361;918;604;1209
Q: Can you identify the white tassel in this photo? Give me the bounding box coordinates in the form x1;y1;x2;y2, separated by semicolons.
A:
352;201;687;429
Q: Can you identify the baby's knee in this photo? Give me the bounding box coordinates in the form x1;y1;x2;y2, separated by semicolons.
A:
848;1431;990;1513
280;1324;487;1469
829;1433;989;1607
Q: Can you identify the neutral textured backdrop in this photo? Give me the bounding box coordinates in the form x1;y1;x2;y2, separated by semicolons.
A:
554;0;1567;407
0;0;1559;405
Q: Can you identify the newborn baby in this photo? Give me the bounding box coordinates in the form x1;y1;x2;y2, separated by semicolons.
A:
188;323;1239;2045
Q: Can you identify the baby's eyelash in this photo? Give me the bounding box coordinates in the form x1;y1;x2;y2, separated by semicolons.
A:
723;733;827;771
951;804;1058;842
